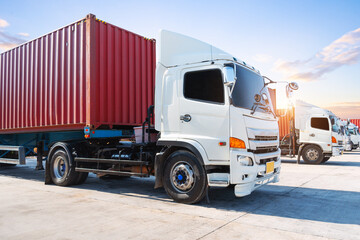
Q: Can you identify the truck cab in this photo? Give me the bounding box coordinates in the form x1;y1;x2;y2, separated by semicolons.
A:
339;120;352;151
295;101;343;163
155;30;281;198
347;123;360;149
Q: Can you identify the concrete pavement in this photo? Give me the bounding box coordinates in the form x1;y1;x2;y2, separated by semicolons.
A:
0;151;359;239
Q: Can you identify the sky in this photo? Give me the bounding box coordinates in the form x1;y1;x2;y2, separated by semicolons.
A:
0;0;359;118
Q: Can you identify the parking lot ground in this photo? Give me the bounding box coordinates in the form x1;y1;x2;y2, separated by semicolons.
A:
0;150;360;240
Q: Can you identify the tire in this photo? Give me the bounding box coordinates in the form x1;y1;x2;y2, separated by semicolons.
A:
75;172;89;185
302;145;324;164
163;150;207;204
321;157;331;163
50;149;79;186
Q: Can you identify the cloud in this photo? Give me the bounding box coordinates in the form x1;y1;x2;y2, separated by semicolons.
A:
275;27;360;81
253;54;272;63
0;42;18;51
18;32;29;37
0;31;26;52
0;18;9;28
325;102;360;119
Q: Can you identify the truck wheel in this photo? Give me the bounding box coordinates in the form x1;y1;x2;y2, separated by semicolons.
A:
302;145;323;164
50;149;79;186
321;157;330;163
163;150;207;204
75;172;89;185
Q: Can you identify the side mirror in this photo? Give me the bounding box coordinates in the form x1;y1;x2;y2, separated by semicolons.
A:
224;66;236;85
262;93;269;104
331;118;335;125
288;82;299;90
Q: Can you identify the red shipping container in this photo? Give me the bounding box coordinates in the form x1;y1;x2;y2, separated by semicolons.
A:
350;119;360;128
0;14;156;134
276;108;292;140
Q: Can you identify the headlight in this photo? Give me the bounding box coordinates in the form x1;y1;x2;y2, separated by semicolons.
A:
237;155;254;166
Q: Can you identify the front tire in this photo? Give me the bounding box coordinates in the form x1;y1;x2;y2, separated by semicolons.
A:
50;149;79;186
163;150;207;204
321;157;331;163
302;145;324;164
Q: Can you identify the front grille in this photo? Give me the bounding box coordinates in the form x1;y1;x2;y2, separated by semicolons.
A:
249;147;278;154
259;157;278;165
250;135;278;141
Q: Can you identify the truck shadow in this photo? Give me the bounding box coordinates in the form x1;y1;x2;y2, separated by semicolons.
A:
1;165;359;225
204;185;360;225
281;159;360;167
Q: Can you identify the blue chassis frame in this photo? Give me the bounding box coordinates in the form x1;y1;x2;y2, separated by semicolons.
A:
0;127;133;159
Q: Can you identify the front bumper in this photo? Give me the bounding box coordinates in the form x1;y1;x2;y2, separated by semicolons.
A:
344;143;352;151
230;149;281;197
332;146;344;156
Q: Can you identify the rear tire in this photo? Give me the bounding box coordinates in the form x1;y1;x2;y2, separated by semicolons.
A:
75;172;89;185
50;149;79;186
321;157;331;163
163;150;207;204
302;145;324;164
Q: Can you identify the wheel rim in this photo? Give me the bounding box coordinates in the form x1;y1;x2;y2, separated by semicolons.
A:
170;162;195;193
53;156;66;180
306;148;319;161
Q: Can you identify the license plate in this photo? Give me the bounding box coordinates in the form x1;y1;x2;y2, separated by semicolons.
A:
266;161;275;174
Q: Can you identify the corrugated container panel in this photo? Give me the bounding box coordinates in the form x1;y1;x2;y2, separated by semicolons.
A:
268;88;276;112
276;109;291;139
89;18;155;128
0;21;87;133
350;119;360;128
0;14;156;134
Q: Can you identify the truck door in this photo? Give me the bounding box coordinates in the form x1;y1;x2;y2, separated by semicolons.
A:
304;115;332;152
178;67;229;161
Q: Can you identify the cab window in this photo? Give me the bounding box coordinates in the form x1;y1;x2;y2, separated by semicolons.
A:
184;69;224;104
311;117;329;131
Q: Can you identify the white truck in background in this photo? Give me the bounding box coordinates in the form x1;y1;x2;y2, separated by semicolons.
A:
339;120;353;151
280;100;344;164
346;121;360;149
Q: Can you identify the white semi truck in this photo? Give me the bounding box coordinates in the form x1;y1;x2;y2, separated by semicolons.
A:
0;13;298;204
346;122;360;149
280;100;344;164
339;120;353;151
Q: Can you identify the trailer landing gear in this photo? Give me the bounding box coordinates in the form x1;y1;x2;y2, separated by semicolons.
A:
35;142;44;170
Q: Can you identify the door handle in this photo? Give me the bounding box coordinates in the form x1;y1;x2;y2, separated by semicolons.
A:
180;114;192;122
309;133;315;137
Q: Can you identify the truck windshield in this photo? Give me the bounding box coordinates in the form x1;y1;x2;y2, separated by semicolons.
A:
231;64;273;113
330;116;340;133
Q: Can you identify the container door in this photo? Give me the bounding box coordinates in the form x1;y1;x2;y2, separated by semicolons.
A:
178;67;229;161
302;115;332;151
